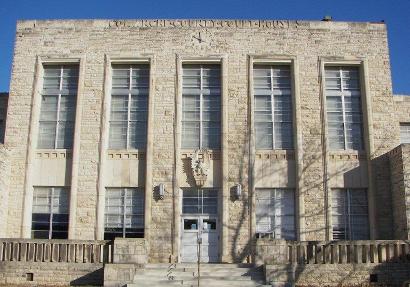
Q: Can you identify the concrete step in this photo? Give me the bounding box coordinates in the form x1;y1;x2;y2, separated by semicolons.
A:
129;263;268;287
136;269;265;277
128;280;271;287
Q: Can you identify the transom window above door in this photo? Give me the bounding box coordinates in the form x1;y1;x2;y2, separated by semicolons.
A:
182;188;218;214
181;64;221;149
109;64;149;149
253;65;293;150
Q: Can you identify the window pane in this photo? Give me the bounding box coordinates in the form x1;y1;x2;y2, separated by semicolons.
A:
59;95;76;121
129;121;147;149
105;188;144;239
202;121;220;149
39;96;58;121
182;121;200;149
109;122;127;149
400;123;410;144
255;122;273;149
256;189;295;240
38;122;57;149
130;96;148;121
56;121;74;149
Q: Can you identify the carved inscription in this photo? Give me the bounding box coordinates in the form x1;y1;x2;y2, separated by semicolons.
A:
109;19;296;29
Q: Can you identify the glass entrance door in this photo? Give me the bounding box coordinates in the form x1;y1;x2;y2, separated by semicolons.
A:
181;216;218;263
180;188;219;263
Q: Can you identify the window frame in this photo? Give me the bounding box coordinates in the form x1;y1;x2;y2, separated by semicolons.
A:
182;188;218;215
253;64;293;150
31;186;70;239
0;95;8;144
255;188;296;240
324;65;364;151
38;65;79;149
108;64;149;150
400;123;410;144
331;188;369;240
104;187;145;239
181;64;221;150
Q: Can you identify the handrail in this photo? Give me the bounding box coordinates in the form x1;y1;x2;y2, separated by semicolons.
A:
256;239;410;264
0;238;113;263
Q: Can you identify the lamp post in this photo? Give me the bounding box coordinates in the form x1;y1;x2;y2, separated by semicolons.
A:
197;227;202;287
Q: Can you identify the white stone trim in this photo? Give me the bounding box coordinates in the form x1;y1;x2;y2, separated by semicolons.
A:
68;55;86;239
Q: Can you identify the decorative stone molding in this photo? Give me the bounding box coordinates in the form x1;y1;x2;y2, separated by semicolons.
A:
108;19;297;29
107;151;145;160
190;149;210;187
329;151;367;160
35;150;72;159
255;150;295;160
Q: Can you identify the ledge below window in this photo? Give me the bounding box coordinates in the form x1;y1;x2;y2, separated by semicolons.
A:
35;149;72;159
107;150;146;159
328;150;367;160
255;149;295;160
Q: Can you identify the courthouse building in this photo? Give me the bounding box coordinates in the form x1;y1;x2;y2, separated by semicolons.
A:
0;18;410;286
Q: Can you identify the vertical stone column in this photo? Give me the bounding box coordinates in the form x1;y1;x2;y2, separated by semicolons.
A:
21;57;43;238
292;58;305;241
68;56;86;239
144;57;155;257
96;55;112;240
221;56;229;262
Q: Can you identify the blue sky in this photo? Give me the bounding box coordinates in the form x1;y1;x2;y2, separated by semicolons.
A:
0;0;409;94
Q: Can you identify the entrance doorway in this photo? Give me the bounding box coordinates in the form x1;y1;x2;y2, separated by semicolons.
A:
180;189;219;263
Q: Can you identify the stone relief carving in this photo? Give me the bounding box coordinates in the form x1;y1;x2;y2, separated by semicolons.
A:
190;149;210;187
108;19;298;29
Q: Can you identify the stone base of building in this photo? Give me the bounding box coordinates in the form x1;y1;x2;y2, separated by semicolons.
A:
1;238;410;286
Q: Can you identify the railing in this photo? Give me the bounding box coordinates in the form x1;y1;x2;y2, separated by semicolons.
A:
0;239;113;264
287;241;410;264
256;239;410;265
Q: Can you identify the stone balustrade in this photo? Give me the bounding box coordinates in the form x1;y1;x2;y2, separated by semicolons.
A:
0;238;113;264
256;238;410;265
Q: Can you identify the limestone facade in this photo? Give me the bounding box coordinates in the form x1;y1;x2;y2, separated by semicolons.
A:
1;19;410;264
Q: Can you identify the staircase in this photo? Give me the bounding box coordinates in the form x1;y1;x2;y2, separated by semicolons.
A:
127;263;271;287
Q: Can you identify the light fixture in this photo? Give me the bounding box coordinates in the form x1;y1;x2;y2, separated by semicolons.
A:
234;184;242;199
158;183;165;200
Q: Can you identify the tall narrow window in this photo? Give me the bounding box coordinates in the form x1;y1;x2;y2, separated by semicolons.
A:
400;123;410;144
38;65;78;149
255;188;295;240
0;95;7;143
104;188;144;240
254;65;293;150
325;67;363;150
32;187;69;239
332;188;369;240
109;65;149;149
182;64;221;149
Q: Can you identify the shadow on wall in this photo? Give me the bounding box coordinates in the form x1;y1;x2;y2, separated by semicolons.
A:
70;268;104;286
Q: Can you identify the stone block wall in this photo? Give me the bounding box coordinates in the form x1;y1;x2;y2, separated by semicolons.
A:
1;19;399;263
389;144;410;239
0;146;9;238
0;262;103;286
